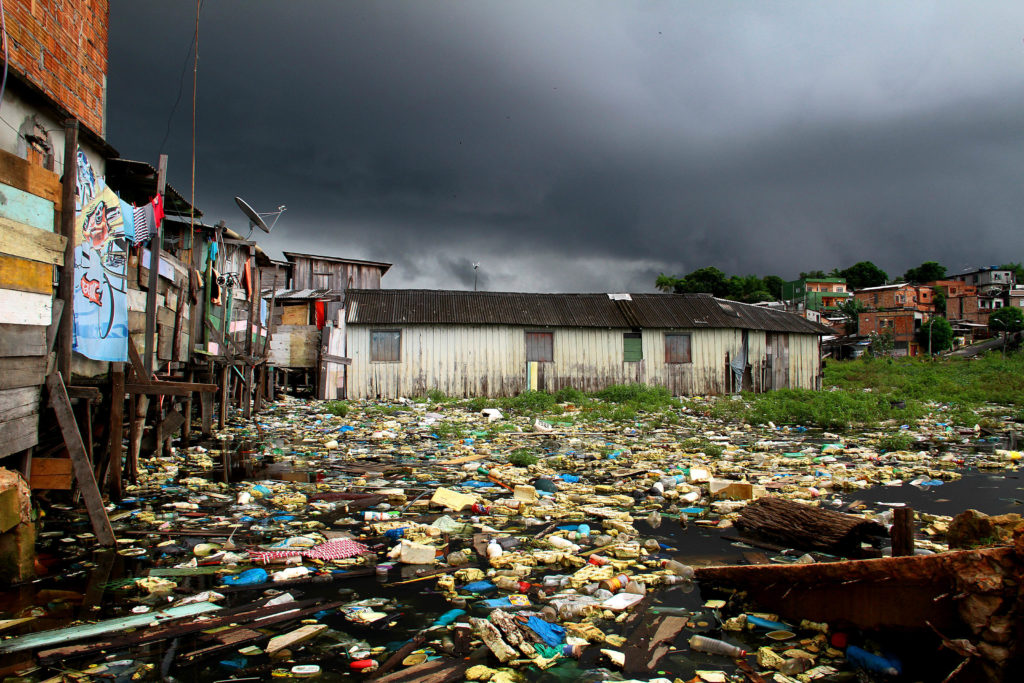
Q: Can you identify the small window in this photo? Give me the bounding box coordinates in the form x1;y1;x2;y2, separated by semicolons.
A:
525;331;553;362
623;332;642;362
665;334;691;364
371;330;401;362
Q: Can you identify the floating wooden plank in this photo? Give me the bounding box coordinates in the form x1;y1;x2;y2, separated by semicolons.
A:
0;324;46;357
0;215;65;264
0;180;57;230
46;372;115;546
0;148;62;207
0;356;46;390
29;458;72;490
734;496;888;558
0;254;52;294
0;601;221;654
373;658;468;683
0;289;52;325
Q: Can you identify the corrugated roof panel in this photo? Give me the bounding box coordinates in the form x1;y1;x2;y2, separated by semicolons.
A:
345;290;832;334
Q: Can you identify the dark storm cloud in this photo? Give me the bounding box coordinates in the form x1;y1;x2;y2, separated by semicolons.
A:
108;1;1024;291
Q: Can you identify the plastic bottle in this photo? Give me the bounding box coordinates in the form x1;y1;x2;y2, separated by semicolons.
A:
548;535;580;552
588;554;610;566
661;559;695;580
688;634;746;657
845;646;901;676
431;608;467;628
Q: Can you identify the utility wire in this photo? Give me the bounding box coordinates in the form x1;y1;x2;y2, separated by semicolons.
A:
157;1;204;158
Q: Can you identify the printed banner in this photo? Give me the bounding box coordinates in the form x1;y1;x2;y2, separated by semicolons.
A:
72;184;129;361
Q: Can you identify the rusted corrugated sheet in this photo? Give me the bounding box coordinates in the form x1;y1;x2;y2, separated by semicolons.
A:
346;290;831;335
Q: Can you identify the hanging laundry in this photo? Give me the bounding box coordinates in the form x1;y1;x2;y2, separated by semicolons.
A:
131;194;166;244
242;259;253;299
211;268;223;306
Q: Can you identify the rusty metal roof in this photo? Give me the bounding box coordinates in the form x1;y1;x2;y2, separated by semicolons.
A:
345;290;832;334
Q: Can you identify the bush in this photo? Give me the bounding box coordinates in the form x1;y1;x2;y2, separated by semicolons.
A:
508;448;539;467
324;401;348;417
502;391;558;414
877;432;915;452
554;386;587;404
917;317;953;354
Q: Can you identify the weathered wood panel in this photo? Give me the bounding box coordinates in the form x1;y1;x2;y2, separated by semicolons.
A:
268;325;319;368
280;303;308;325
0;289;51;325
0;148;62;208
0;413;38;458
0;253;52;294
0;325;46;357
0;181;58;231
0;216;66;265
346;324;823;399
0;356;47;389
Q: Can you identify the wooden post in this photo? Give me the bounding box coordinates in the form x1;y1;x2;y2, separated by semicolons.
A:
128;396;148;483
107;363;124;500
47;372;115;546
181;367;193;447
218;363;229;430
143;154;168;377
57;120;78;381
891;507;915;557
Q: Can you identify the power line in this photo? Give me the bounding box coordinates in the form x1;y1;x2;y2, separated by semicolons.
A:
157;0;204;157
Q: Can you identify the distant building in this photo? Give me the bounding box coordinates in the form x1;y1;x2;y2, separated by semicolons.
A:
781;278;851;315
948;267;1015;296
854;284;934;356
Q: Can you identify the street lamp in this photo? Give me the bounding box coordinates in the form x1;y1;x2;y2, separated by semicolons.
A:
991;318;1008;358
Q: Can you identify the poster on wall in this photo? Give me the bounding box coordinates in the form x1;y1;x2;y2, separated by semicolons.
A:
72;184;129;362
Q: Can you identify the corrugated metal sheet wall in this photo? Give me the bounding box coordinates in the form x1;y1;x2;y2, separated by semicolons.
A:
346;325;821;399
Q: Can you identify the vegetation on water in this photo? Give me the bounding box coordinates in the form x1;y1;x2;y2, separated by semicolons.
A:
323;400;349;417
362;352;1023;433
507;448;540;467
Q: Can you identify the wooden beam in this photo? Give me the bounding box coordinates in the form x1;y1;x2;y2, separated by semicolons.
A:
142;154;168;376
891;507;915;557
126;336;150;383
0;253;52;294
57;121;77;380
125;381;218;396
0;146;63;207
218;363;228;430
46;372;114;546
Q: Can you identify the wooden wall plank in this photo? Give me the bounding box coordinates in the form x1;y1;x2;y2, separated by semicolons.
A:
0;412;38;458
0;356;46;389
0;325;46;357
0;289;51;325
0;386;39;420
0;254;52;294
0;216;66;265
0;182;57;231
30;458;73;490
0;148;62;208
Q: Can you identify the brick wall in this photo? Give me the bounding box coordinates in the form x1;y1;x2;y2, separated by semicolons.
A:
3;0;108;135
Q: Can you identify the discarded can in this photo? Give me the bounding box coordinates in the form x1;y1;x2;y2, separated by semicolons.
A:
364;511;398;521
349;659;378;671
471;503;491;514
599;573;630;592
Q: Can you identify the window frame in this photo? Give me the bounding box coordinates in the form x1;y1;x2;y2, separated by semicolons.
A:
370;329;402;362
664;333;692;364
525;331;553;362
623;332;643;362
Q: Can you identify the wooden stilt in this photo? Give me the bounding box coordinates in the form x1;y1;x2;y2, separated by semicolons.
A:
218;364;229;430
181;368;193;447
107;363;124;500
242;364;253;419
46;372;115;546
891;507;915;557
128;395;148;483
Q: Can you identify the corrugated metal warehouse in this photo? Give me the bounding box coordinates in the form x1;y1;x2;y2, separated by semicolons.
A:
343;290;832;399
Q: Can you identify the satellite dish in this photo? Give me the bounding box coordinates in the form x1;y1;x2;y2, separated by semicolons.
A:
235;196;271;233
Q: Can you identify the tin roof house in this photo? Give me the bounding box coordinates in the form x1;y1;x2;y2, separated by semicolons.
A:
342;290;831;399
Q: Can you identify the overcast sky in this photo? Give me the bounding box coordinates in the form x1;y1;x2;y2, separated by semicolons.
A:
108;2;1024;292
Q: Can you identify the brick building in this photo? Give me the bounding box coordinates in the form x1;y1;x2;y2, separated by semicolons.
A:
855;284;933;356
0;0;113;171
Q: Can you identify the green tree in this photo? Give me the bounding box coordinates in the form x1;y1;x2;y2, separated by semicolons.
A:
761;275;784;300
869;330;895;357
932;286;947;317
904;261;946;284
918;317;953;354
989;306;1024;335
727;274;773;303
684;266;731;297
839;261;888;290
835;298;866;335
655;273;684;293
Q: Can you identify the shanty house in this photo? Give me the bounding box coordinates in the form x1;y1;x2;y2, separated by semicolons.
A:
343;290;831;399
